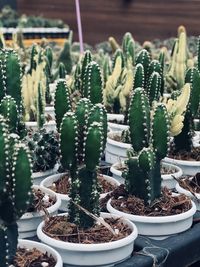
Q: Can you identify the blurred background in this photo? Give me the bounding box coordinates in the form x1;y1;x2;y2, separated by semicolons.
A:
2;0;200;45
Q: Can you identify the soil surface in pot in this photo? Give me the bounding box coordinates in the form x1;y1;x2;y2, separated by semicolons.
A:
49;173;117;195
168;146;200;161
109;131;130;144
42;216;132;244
27;188;56;213
14;247;56;267
179;173;200;194
103;185;191;216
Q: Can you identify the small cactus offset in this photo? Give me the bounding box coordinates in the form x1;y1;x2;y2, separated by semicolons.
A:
0;116;32;265
147;72;162;105
133;63;145;89
54;80;71;131
82;61;103;104
135;49;151;87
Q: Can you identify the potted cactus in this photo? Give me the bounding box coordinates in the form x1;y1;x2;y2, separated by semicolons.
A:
164;66;200;175
107;87;196;239
0;115;62;266
41;98;119;211
24;128;60;185
37;111;138;266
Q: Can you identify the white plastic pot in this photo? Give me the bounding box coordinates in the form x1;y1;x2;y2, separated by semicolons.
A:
32;165;58;185
17;185;61;238
176;182;200;210
110;161;183;189
25;120;56;132
37;212;138;266
18;239;62;267
45;106;55;120
107;198;196;240
163;157;200;176
41;173;120;211
108;122;129;132
107;113;124;123
105;131;131;164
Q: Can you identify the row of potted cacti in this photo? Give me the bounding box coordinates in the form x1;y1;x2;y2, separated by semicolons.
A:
0;24;199;266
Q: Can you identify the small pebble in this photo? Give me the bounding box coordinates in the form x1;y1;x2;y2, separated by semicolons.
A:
41;262;49;267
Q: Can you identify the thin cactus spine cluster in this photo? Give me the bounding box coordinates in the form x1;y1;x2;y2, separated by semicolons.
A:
124;88;170;204
0;116;32;266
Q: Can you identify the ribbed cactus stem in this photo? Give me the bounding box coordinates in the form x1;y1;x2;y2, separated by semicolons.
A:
122;32;135;65
37;83;45;129
74;62;82;91
0;49;22;109
151;104;170;160
84;122;103;171
87;103;107;151
197;36;200;73
112;49;125;69
58;62;66;79
82;61;103;104
60;112;78;171
29;44;39;73
0;96;19;133
44;46;53;70
148;60;162;81
54;80;71;131
135;49;150;86
147;72;161;105
133;63;145;89
128;87;151;152
81;50;92;88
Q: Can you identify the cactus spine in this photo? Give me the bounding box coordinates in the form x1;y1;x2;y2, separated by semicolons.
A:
0;116;32;266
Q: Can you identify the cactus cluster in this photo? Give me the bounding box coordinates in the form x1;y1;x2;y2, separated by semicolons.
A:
124;85;190;204
59;98;107;228
24;128;60;172
0;116;32;266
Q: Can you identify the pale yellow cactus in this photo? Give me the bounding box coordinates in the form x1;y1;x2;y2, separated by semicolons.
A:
103;55;133;113
164;83;191;136
22;62;46;121
108;36;120;53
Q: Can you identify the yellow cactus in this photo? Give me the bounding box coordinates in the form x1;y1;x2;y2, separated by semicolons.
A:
108;36;120;53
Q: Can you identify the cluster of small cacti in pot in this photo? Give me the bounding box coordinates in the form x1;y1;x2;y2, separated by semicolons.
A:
123;83;190;204
0;116;32;266
59;95;107;227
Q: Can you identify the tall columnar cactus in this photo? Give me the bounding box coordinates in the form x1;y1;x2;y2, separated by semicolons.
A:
37;82;45;129
54;80;71;131
0;49;22;109
135;49;151;87
124;88;172;204
122;32;135;66
173;68;200;151
58;62;67;79
82;61;103;104
133;63;145;89
28;44;40;74
147;71;162;105
0;116;32;266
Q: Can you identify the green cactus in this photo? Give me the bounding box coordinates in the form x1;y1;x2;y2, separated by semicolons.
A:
37;83;45;129
133;63;145;89
197;36;200;73
0;116;32;265
60;98;107;228
122;32;135;66
82;61;103;104
28;44;39;74
135;49;150;87
147;72;162;105
124;88;170;204
58;62;66;79
112;49;125;69
54;80;71;131
0;49;22;109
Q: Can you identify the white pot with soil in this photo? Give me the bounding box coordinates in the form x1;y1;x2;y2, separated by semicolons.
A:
176;176;200;210
25;120;57;132
163;157;200;176
105;131;131;164
107;113;124;123
37;212;138;266
17;185;61;238
32;164;59;185
40;173;120;212
110;161;183;189
108;122;129;133
107;198;196;240
17;239;62;267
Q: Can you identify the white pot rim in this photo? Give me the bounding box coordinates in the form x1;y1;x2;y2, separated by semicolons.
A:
37;212;138;251
176;181;200;199
107;131;131;149
20;185;61;219
107;198;196;223
107;113;124;122
164;156;200;166
108;122;129;130
25;120;56;126
18;239;62;267
32;165;58;178
110;161;183;181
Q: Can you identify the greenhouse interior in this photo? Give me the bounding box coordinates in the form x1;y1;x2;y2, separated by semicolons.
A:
0;1;200;266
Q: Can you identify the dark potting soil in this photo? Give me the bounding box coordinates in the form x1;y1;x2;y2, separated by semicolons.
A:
179;173;200;194
49;173;117;195
27;188;56;213
168;146;200;161
102;185;191;216
42;216;132;244
14;247;56;267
